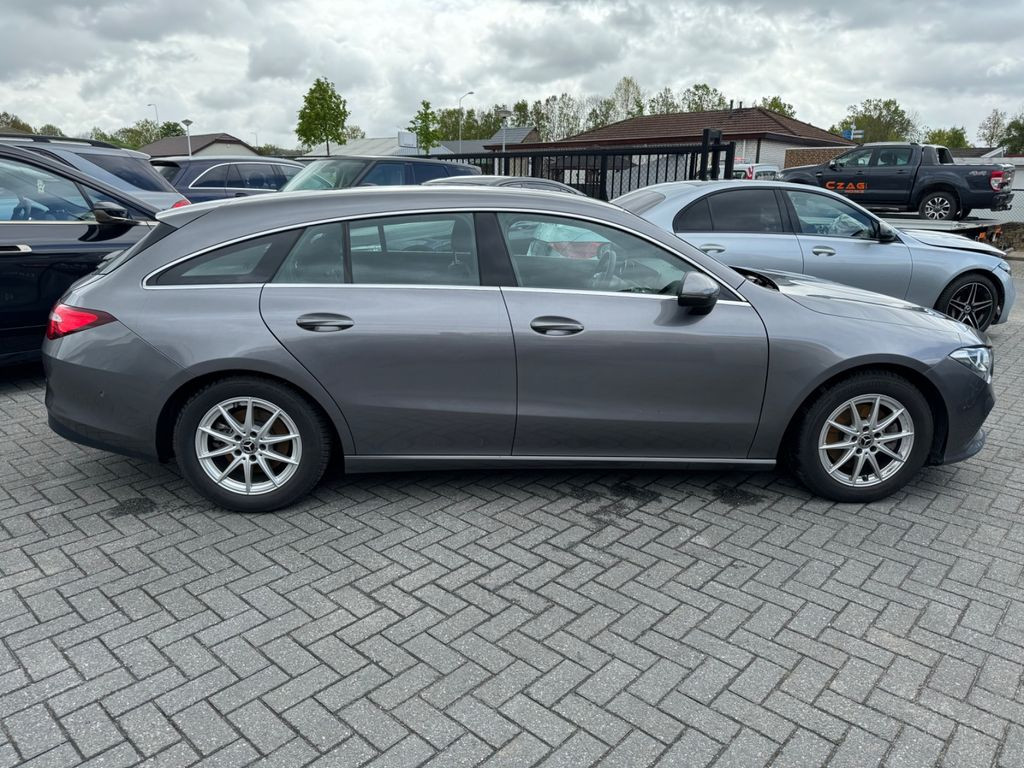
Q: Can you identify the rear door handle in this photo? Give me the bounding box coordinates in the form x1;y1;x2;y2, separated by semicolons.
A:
0;244;32;253
530;316;584;336
296;313;354;332
811;246;836;256
698;243;726;255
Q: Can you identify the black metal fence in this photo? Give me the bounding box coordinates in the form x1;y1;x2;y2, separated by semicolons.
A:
436;128;736;201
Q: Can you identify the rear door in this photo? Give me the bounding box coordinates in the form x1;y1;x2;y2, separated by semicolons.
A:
187;163;229;202
784;189;913;298
493;212;769;458
674;188;804;273
260;211;517;456
0;157;148;360
861;146;914;206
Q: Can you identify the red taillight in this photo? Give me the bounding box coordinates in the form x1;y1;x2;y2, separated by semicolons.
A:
171;198;190;208
746;166;754;179
990;170;1005;191
46;304;116;340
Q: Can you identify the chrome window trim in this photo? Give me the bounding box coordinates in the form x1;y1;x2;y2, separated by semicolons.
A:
188;161;290;190
142;206;747;301
501;286;750;306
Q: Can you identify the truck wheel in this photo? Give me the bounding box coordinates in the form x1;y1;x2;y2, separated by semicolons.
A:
956;208;972;221
918;191;957;221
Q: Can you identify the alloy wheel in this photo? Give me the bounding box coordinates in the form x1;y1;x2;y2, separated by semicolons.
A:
817;394;915;488
945;281;995;329
922;196;952;220
194;397;302;495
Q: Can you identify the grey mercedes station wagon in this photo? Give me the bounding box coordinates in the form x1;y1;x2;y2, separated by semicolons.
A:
44;187;995;512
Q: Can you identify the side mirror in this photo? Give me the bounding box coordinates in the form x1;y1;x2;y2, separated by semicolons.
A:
676;272;720;314
828;158;838;170
91;201;131;224
876;222;898;242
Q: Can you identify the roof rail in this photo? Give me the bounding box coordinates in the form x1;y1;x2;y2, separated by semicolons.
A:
0;132;121;149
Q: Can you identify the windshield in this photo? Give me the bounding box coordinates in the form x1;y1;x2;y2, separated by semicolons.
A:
283;159;370;191
84;153;178;192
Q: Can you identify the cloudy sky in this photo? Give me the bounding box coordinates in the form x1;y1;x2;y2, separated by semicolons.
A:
2;0;1023;147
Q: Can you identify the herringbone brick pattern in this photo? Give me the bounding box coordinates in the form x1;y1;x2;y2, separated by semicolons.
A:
1;278;1022;767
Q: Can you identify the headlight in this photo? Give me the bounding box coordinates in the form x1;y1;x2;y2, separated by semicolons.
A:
950;346;993;382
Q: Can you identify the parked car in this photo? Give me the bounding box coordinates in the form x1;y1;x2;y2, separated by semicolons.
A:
423;175;584;194
732;162;780;180
615;181;1015;331
0;144;161;364
45;187;994;511
281;155;480;191
151;156;303;203
779;142;1014;221
0;132;187;211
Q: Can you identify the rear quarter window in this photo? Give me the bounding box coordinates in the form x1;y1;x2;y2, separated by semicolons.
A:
152;230;299;286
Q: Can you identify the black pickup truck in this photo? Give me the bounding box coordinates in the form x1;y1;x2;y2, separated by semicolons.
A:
779;142;1014;221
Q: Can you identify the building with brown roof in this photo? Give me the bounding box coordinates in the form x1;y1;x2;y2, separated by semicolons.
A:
518;107;853;167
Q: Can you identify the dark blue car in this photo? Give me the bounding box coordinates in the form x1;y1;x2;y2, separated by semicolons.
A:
151;156;303;203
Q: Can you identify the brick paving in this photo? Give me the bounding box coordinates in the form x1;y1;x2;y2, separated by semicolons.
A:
1;278;1022;767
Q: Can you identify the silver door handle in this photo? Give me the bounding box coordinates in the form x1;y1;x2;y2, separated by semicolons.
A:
0;244;32;253
296;313;354;332
530;316;584;336
811;246;836;256
699;243;725;255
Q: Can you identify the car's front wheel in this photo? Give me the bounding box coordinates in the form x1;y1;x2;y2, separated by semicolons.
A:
937;272;999;331
793;371;933;503
173;377;331;512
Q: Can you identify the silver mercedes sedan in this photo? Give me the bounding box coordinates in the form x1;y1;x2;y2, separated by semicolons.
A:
44;187;994;512
615;181;1015;331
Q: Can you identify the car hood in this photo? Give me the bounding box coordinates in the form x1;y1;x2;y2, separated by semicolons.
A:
748;269;984;342
898;229;1005;259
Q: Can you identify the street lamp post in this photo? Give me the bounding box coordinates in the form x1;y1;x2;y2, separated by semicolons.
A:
147;103;159;126
181;119;193;157
457;90;474;154
496;108;512;152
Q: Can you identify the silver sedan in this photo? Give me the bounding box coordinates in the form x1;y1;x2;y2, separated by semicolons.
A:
615;181;1015;331
44;187;994;512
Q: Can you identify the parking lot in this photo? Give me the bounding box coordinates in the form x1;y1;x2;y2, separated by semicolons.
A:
0;277;1020;767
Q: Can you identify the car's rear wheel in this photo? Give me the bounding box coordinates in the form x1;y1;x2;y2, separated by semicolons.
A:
957;207;972;220
173;377;331;512
937;272;999;331
918;190;957;220
793;372;933;503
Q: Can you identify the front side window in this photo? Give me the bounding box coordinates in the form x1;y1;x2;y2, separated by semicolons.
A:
349;213;479;285
154;231;296;285
0;158;92;221
360;162;406;186
706;189;784;233
787;191;875;239
282;158;369;191
498;213;693;294
835;148;873;168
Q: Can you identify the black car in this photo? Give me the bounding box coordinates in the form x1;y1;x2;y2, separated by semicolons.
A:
0;144;160;364
282;155;480;191
423;174;584;194
152;156;304;203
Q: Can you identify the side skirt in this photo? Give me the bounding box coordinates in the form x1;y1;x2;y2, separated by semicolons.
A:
344;455;777;474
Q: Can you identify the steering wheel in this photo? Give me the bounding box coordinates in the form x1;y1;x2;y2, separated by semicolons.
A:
11;197;31;221
594;243;619;288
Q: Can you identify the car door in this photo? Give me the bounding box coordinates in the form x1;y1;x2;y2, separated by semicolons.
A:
784;189;912;298
259;212;517;455
187;163;230;202
227;163;286;197
861;146;914;206
673;188;804;273
493;212;769;458
818;146;873;198
0;157;149;360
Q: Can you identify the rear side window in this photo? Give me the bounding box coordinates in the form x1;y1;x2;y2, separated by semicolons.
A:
153;163;180;182
153;231;297;285
672;198;712;232
446;164;479;177
360;162;406;186
617;189;666;215
191;165;229;188
412;163;448;183
273;224;345;284
229;163;285;190
706;189;784;233
85;153;175;192
350;213;479;285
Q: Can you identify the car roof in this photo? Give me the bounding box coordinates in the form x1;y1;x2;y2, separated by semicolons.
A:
0;135;149;159
0;143;160;215
614;179;853;206
153;155;303;165
305;155;453;165
423;175;549;186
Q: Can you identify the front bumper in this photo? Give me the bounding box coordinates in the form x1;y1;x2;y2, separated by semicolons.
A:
994;266;1016;324
928;356;995;465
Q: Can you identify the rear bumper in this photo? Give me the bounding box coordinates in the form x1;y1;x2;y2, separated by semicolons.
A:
962;190;1014;211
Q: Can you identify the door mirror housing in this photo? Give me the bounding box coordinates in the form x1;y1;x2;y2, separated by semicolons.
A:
91;201;131;225
827;158;838;170
676;272;720;314
876;222;898;242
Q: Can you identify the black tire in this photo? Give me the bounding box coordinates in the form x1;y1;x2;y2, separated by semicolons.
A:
936;272;999;331
173;377;331;512
917;190;957;221
792;371;933;503
956;207;972;221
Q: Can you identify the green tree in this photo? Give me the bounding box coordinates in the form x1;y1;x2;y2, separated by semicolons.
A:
923;126;969;148
408;100;440;154
679;83;728;112
36;123;65;136
584;95;616;131
342;124;365;141
0;112;34;133
830;98;918;143
112;119;162;149
88;126;126;146
977;108;1007;147
610;76;646;120
648;87;680;115
1003;115;1024;154
757;95;795;118
295;77;350;155
511;100;531;127
159;121;184;139
255;143;289;156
